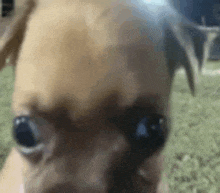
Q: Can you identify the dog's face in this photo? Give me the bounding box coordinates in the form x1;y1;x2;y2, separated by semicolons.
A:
10;2;171;192
2;0;218;192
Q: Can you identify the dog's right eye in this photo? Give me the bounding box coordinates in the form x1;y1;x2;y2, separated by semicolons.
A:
13;116;42;148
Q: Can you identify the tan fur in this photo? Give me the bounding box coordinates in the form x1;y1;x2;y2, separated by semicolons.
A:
0;0;171;192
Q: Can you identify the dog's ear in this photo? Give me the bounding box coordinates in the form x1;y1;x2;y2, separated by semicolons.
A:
164;22;203;97
163;7;220;97
0;0;36;71
166;24;220;96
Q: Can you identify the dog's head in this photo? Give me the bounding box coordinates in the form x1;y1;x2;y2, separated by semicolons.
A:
0;0;219;192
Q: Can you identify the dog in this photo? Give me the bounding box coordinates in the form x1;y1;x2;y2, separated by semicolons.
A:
0;0;219;192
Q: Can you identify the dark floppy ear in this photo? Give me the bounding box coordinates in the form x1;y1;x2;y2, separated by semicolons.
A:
0;0;36;71
164;17;220;96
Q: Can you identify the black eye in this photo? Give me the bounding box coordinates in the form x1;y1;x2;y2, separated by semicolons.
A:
109;109;167;154
13;116;41;147
128;114;166;153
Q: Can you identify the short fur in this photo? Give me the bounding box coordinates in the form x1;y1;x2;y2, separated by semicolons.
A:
0;0;219;192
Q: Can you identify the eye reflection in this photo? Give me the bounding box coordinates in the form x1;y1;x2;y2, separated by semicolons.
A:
136;117;149;139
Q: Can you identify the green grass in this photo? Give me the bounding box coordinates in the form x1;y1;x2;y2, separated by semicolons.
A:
0;61;220;192
163;61;220;192
0;66;15;169
205;60;220;70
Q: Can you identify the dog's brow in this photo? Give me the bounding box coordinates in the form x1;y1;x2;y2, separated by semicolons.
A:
28;95;162;123
132;95;162;112
104;95;163;119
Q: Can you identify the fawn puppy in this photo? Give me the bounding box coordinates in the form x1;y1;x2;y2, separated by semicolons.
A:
0;0;217;192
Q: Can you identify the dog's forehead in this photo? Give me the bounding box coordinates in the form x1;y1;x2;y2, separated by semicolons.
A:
12;0;170;118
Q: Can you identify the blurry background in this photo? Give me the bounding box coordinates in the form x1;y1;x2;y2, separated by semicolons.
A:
169;0;220;60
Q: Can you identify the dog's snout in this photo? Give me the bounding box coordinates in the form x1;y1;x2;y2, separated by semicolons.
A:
23;130;130;192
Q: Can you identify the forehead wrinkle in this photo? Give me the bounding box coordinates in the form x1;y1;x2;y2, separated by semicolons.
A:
31;72;139;122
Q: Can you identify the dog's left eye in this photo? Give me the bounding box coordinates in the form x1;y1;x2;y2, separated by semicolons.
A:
128;115;166;152
109;110;167;154
13;116;42;148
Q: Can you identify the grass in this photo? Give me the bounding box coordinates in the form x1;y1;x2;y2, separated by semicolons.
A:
0;61;220;192
163;61;220;192
0;66;15;169
204;60;220;70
